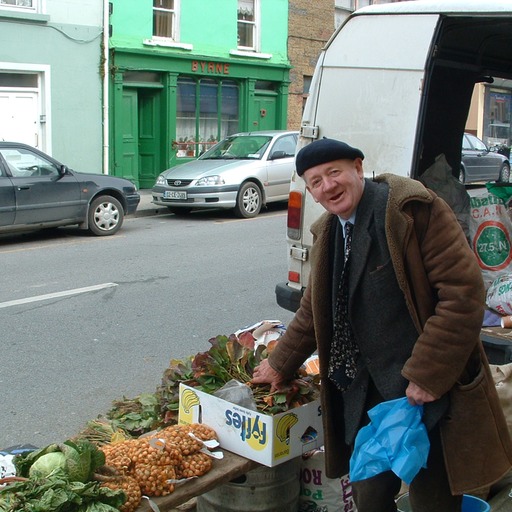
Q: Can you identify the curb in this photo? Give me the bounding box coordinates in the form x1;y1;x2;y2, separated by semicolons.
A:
133;206;169;218
133;191;170;218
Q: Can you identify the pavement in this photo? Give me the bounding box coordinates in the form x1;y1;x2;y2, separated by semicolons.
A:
133;189;168;218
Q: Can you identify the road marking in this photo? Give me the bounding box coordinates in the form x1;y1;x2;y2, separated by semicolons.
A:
0;282;118;309
0;235;123;254
214;211;287;224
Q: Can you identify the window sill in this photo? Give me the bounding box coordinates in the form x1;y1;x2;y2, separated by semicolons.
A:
229;49;272;59
143;39;193;51
0;9;49;23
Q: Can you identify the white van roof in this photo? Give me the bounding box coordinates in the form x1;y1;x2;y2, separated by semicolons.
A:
356;0;512;16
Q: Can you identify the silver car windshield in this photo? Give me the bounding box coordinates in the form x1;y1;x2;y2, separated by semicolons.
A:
201;135;272;160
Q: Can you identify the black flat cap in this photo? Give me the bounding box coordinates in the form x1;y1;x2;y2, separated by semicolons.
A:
296;138;364;176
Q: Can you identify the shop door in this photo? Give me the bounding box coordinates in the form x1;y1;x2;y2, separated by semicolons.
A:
121;90;139;185
253;95;277;131
138;90;161;189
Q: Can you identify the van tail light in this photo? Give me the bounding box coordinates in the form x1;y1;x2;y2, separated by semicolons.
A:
287;190;303;240
288;271;300;283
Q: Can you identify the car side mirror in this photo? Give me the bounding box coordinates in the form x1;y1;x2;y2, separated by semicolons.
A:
58;164;68;176
270;150;287;160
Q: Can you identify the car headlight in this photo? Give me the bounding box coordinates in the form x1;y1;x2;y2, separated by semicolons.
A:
196;175;225;186
155;174;167;186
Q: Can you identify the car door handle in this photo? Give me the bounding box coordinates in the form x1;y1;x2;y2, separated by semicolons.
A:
17;186;30;190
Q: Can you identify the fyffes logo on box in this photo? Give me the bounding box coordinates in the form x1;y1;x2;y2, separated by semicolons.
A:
273;413;299;459
180;388;201;424
225;408;268;451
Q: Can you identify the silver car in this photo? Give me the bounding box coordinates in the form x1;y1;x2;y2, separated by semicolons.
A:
152;130;299;218
460;132;510;184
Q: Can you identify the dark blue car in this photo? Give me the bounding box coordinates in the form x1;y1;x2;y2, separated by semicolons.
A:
0;142;140;236
460;133;510;184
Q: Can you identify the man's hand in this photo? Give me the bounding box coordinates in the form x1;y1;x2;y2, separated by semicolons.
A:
251;359;286;392
406;381;436;406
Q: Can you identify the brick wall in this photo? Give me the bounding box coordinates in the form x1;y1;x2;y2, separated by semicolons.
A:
287;0;335;130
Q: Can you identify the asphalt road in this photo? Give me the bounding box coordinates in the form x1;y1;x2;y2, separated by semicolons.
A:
0;205;295;449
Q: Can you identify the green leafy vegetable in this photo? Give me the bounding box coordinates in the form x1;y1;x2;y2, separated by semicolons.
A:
106;393;163;436
0;469;125;512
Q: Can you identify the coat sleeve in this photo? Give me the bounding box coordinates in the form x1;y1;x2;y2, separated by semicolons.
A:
267;280;318;378
267;213;333;378
401;195;485;398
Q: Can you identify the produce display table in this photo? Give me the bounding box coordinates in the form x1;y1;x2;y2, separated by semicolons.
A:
480;326;512;365
135;450;260;511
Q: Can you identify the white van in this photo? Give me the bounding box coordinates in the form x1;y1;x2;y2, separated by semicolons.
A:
276;0;512;313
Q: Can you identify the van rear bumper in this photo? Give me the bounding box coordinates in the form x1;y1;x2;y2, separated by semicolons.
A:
275;282;303;313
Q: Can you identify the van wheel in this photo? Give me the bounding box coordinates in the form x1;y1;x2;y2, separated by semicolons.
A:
234;181;262;218
88;195;124;236
458;168;466;184
499;163;510;183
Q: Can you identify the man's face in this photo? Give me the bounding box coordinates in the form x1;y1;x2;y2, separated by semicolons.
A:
303;158;364;219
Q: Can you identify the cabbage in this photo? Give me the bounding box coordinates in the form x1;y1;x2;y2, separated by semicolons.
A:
16;440;105;483
29;452;67;479
60;440;102;483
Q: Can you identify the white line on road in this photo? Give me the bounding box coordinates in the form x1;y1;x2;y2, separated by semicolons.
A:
0;282;118;309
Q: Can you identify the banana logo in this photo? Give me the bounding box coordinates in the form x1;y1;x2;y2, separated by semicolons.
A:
181;388;200;414
276;413;298;444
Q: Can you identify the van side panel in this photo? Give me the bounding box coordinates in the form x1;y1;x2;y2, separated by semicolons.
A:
278;14;442;309
306;14;440;178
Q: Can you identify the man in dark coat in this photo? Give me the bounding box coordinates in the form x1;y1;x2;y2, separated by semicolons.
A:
252;138;512;512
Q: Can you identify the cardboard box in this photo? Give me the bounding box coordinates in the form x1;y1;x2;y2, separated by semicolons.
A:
178;383;324;466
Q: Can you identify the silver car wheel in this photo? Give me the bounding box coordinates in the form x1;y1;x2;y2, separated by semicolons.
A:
235;181;262;218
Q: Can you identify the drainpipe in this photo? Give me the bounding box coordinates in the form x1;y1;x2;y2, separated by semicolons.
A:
102;0;110;174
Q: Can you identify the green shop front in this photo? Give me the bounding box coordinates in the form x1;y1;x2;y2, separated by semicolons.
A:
109;50;290;188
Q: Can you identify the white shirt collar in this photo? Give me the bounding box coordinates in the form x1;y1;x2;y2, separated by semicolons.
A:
338;213;356;237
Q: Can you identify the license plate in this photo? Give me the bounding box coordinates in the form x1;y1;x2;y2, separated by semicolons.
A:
164;190;187;200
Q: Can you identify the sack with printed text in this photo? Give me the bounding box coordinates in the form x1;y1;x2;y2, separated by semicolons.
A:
469;190;512;288
299;448;356;512
486;272;512;315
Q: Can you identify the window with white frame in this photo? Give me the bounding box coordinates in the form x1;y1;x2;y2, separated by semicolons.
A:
0;0;36;10
237;0;257;51
153;0;178;40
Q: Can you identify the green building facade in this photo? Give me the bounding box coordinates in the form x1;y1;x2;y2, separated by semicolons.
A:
109;0;291;188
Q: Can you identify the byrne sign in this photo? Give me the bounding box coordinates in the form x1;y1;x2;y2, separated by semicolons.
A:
191;60;230;75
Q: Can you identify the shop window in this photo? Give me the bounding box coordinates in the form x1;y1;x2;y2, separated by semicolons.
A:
484;88;512;148
238;0;258;51
176;78;239;158
123;71;162;85
0;73;37;87
221;81;239;139
199;79;219;155
255;80;275;91
176;78;197;157
0;0;37;10
153;0;179;40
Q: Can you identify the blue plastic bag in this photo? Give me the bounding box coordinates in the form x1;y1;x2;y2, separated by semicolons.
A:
349;397;430;484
